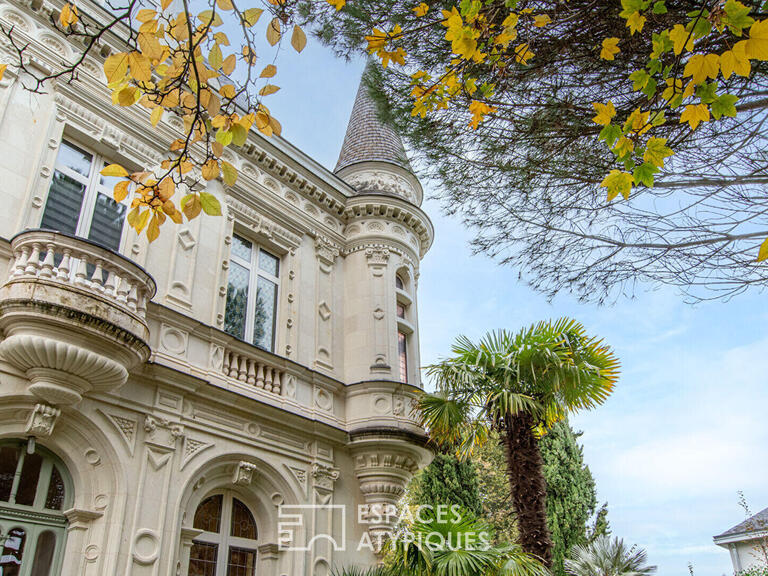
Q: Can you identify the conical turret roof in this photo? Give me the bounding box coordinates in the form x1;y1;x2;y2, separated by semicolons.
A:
335;65;411;173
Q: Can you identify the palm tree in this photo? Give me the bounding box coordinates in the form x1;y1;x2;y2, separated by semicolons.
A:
420;319;620;567
564;536;657;576
334;509;550;576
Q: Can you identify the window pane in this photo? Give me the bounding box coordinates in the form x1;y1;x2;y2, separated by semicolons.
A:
230;499;257;540
15;452;43;506
56;141;92;177
44;465;66;511
193;495;223;533
398;332;408;384
396;275;404;290
258;250;279;277
87;192;126;251
189;542;218;576
0;527;26;575
224;262;250;340
226;546;256;576
253;277;277;351
0;445;19;502
231;234;252;261
397;304;405;319
40;171;86;235
29;531;56;576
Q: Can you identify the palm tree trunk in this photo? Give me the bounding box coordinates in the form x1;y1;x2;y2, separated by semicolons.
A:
502;412;553;567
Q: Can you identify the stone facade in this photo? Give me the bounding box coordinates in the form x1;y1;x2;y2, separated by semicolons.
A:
0;0;434;574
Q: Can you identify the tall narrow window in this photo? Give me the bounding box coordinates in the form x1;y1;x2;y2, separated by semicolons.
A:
40;140;127;252
189;493;258;576
224;234;280;352
0;441;71;576
398;331;408;383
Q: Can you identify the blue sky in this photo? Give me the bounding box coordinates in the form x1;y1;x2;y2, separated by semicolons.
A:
260;39;768;576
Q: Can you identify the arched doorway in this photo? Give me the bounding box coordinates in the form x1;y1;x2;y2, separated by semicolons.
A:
0;440;72;576
189;491;259;576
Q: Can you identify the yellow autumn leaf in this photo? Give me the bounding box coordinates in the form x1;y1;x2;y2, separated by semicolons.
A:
161;0;173;10
746;19;768;60
150;106;163;126
679;103;710;130
327;0;345;10
266;18;281;46
600;37;620;60
669;24;694;55
468;100;496;129
202;158;220;181
260;64;277;78
104;52;130;84
222;54;236;75
217;0;233;10
146;214;160;242
259;84;280;96
758;237;768;262
221;161;238;186
59;3;79;27
413;3;429;16
612;136;634;157
128;51;152;82
625;12;646;35
683;53;720;85
101;164;130;177
533;14;551;27
117;86;141;106
514;43;534;65
220;84;236;99
592;101;616;125
113;180;131;202
721;41;751;79
291;25;307;53
0;64;6;82
242;8;263;26
136;9;157;22
601;170;633;201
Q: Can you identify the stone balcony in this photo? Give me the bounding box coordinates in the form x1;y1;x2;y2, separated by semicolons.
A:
0;229;156;405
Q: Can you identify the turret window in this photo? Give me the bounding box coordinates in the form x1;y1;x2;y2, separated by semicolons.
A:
395;272;411;384
398;332;408;383
40;139;128;252
224;233;280;352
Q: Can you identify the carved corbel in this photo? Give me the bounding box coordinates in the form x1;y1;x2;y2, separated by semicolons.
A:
25;403;61;437
233;461;258;486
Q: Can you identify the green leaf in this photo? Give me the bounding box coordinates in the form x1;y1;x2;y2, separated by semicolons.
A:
652;1;667;14
710;93;738;119
723;0;754;35
695;82;718;104
230;123;247;146
629;70;650;91
221;161;237;186
633;162;658;187
601;169;634;201
216;129;233;146
199;192;222;216
641;77;657;98
598;124;622;147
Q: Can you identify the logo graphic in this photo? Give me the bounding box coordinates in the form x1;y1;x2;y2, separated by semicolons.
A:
278;504;347;552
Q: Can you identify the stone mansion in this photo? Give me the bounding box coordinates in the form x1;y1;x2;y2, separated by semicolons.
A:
0;0;435;573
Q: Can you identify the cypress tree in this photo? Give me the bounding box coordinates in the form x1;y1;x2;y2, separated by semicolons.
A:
411;451;483;517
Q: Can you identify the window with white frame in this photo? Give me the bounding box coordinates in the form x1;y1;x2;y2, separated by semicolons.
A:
224;233;280;352
39;139;128;252
188;492;259;576
396;273;410;384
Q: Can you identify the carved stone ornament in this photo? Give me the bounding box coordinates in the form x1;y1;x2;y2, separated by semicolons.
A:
233;461;258;486
311;463;340;491
365;248;390;267
25;403;61;437
315;236;340;266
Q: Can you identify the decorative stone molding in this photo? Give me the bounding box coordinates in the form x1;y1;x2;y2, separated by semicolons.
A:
25;403;61;437
315;236;340;267
350;434;432;555
144;415;185;450
233;461;259;486
226;196;302;249
311;463;340;493
344;170;419;204
365;247;390;267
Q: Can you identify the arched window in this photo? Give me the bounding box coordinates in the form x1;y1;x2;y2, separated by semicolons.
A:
395;272;410;383
395;274;405;291
0;441;71;576
189;492;259;576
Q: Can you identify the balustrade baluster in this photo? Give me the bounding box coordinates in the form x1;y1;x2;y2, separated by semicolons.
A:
24;243;41;275
255;364;265;388
222;351;231;375
91;260;104;289
246;360;256;385
39;244;56;278
264;367;274;390
74;258;88;286
237;355;248;381
116;277;129;302
104;269;117;295
56;249;71;281
12;246;29;277
126;285;138;311
273;371;283;394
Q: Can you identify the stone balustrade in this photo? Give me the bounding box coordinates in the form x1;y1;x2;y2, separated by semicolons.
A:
221;348;285;396
0;229;156;405
7;229;154;321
